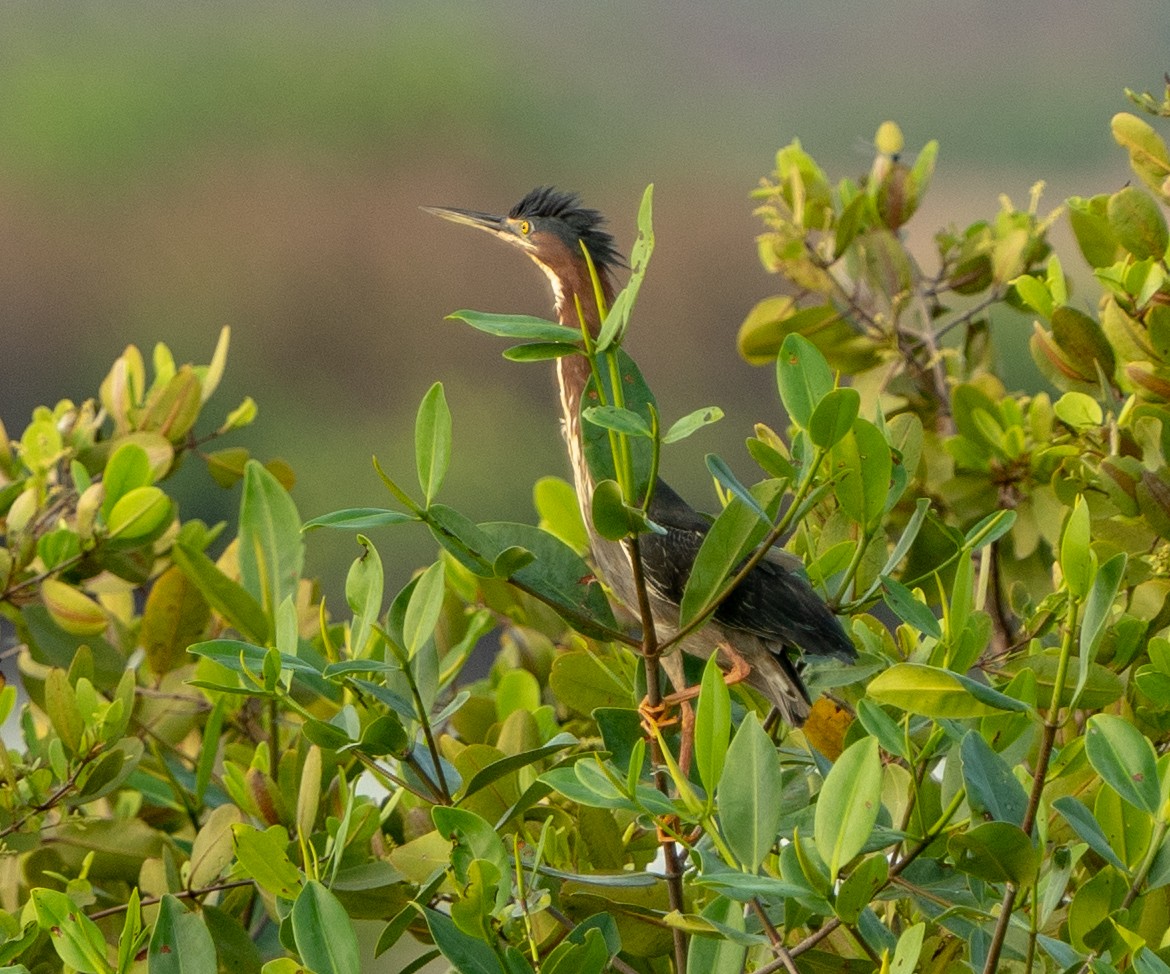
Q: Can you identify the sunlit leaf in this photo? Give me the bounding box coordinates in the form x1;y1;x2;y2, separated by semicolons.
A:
809;387;860;449
868;663;1027;717
777;333;834;428
302;507;418;531
415;381;452;505
140;565;211;675
231;824;302;899
403;560;446;657
716;715;783;871
663;406;724;445
814;737;881;882
238;460;304;618
31;889;111;974
447;310;579;343
694;655;731;798
290;882;361;974
148;895;217;974
1085;713;1161;814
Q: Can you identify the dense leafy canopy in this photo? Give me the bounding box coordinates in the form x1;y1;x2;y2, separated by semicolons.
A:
4;80;1170;974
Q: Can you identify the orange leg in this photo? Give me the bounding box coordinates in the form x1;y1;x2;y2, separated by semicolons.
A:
639;642;754;778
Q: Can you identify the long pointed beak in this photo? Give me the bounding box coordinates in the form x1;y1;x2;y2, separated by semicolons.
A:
421;205;511;236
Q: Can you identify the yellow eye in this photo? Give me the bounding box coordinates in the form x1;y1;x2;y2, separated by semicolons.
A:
519;220;531;235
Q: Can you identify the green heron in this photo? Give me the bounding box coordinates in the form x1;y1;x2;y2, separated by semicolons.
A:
425;187;855;727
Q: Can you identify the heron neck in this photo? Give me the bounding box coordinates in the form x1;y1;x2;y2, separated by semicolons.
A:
539;260;615;340
552;264;616;534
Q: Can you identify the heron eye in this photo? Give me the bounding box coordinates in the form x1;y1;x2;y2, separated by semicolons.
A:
519;220;531;235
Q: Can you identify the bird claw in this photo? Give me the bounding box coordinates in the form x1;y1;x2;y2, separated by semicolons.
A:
638;697;679;737
717;642;753;689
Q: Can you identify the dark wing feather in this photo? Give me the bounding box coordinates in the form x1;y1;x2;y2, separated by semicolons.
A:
642;479;855;662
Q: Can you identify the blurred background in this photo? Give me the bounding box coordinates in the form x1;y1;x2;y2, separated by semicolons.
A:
3;0;1167;604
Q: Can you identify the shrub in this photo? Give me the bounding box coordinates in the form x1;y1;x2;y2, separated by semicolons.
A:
3;80;1170;974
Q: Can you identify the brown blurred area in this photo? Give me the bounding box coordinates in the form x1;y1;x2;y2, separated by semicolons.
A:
2;0;1165;601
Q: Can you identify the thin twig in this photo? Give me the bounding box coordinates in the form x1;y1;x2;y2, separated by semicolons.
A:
87;879;255;920
626;533;689;974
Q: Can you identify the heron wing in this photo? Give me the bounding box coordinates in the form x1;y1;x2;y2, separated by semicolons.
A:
641;479;855;662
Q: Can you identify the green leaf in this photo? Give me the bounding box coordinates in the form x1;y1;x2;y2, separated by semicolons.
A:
582;405;652;438
868;663;1028;717
200;908;262;974
591;478;636;540
834;854;889;925
1068;194;1119;268
678;479;786;629
1054;391;1104;430
1060;496;1095;600
544;929;610;974
403;560;445;657
44;667;83;755
495;668;541;719
238;460;304;619
716;714;784;871
422;906;505;974
960;731;1028;827
148;895;217;974
814;736;882;882
831;418;892;529
116;889;145;974
662;406;724;444
502;341;579;361
431;806;510;886
580;348;657;497
447;310;580;343
100;442;152;521
172;542;268;644
345;535;383;657
948;821;1039;886
1012;274;1055;319
415;381;452;505
478;521;619;640
880;575;941;639
189;639;320;678
890;922;926;974
704;454;771;522
777;333;834;428
1108;185;1169;259
140;565;211;675
596;184;654;352
188;804;243;891
459;733;578;801
809;387;861;449
1050;306;1116;390
694;654;732;798
1052;797;1127;871
855;699;908;759
533;475;589;553
549;651;633;715
31;888;112;974
685;894;747;974
1085;713;1161;814
1008;652;1123;710
231;824;303;899
290;882;361;974
1076;553;1126;709
107;486;172;539
1136;948;1170;974
302;507;418;531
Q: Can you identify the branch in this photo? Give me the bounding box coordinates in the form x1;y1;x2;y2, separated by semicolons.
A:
625;533;689;974
87;879;255;921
